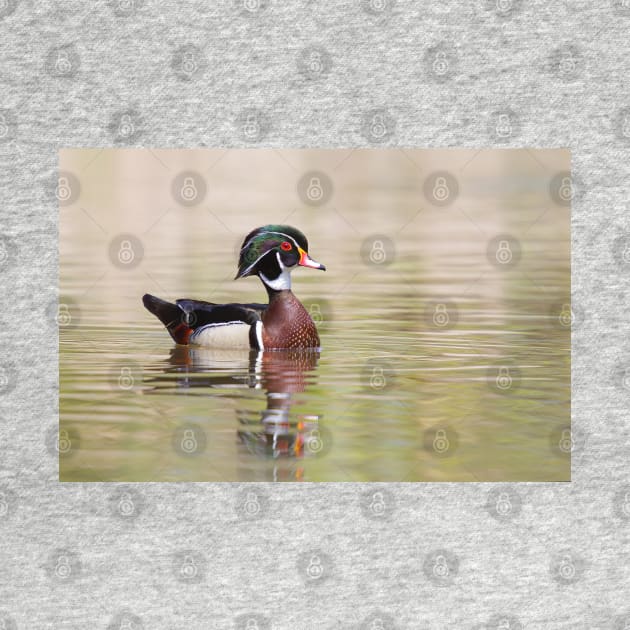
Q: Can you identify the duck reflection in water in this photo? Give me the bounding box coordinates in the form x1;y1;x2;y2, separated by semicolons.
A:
166;346;323;473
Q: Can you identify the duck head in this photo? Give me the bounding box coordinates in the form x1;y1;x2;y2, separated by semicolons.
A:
235;225;325;292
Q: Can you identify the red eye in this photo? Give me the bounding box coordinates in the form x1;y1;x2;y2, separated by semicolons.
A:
280;241;292;251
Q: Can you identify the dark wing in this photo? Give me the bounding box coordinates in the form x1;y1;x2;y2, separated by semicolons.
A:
143;294;266;345
175;300;266;327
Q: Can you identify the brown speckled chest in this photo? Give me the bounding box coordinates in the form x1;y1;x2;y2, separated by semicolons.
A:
262;291;320;349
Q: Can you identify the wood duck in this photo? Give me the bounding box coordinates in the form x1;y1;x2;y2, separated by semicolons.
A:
142;225;326;350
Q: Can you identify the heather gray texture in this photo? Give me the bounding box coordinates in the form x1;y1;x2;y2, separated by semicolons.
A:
0;1;629;629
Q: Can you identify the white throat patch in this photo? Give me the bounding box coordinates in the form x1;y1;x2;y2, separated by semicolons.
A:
259;252;292;291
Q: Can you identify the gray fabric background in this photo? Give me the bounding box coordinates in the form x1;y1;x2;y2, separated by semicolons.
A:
1;1;629;628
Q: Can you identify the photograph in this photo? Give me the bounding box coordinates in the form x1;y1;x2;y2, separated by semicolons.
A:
59;148;570;481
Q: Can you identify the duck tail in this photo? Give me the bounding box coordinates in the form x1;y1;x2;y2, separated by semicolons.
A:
142;294;192;344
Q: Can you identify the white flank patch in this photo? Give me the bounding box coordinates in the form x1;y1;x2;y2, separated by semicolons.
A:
190;321;251;349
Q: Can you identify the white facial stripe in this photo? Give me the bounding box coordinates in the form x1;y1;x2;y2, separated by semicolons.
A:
259;253;292;290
